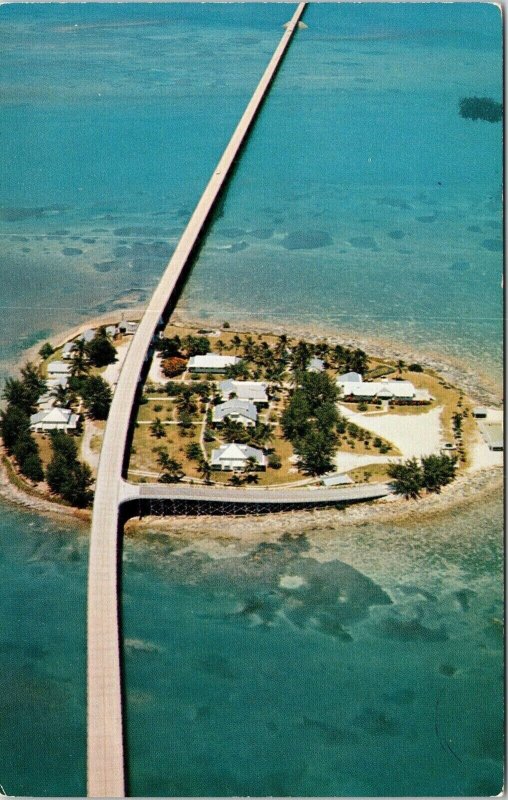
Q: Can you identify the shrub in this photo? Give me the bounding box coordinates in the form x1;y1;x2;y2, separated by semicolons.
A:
161;356;187;377
268;453;282;469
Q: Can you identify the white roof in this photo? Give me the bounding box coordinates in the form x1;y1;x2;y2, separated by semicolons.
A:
337;371;363;383
308;357;325;371
30;407;77;426
211;442;265;467
341;380;415;399
188;354;239;370
47;360;71;375
321;473;354;487
212;399;257;423
46;376;69;388
219;379;268;402
80;329;95;343
62;341;75;354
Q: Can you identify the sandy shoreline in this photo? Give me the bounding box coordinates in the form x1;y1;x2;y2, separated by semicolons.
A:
1;309;502;534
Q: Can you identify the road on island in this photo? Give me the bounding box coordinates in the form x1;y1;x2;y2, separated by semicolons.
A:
87;5;308;797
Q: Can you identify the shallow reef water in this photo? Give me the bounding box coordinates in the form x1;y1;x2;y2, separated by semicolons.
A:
0;2;503;796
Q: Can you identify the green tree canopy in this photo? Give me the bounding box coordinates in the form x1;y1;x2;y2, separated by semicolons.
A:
81;375;112;420
421;454;457;493
86;328;117;368
388;458;424;499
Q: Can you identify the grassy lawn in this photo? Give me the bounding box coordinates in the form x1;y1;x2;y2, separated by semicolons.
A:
346;462;393;483
128;420;202;481
124;322;477;485
33;430;84;470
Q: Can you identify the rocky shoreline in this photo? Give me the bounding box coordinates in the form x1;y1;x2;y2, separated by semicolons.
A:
0;311;502;533
125;466;503;544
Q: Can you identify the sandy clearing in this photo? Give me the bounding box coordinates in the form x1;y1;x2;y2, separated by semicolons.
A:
333;452;392;472
102;341;131;389
339;404;444;459
81;419;101;472
147;352;169;385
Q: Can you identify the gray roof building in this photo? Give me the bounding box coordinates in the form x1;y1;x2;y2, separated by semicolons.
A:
212;399;258;426
210;443;266;471
219;379;268;404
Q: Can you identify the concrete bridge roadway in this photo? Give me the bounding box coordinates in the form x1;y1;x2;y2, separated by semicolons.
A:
120;480;392;508
87;5;307;797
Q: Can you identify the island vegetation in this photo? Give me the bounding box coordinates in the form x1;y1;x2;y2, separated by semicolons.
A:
459;96;502;123
0;316;494;513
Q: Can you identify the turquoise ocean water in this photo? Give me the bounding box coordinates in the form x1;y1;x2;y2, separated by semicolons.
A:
0;4;503;795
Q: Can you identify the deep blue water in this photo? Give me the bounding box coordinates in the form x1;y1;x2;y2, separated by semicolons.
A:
0;4;503;796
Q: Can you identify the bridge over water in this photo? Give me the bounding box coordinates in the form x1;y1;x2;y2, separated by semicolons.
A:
86;5;390;796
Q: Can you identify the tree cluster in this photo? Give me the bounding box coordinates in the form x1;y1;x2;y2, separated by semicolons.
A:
281;371;340;475
46;431;93;507
0;363;45;482
459;96;502;123
70;327;117;377
388;454;457;499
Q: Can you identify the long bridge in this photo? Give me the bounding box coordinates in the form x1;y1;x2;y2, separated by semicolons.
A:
86;5;390;796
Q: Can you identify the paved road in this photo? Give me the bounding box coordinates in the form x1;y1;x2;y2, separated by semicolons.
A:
87;5;307;797
120;479;392;507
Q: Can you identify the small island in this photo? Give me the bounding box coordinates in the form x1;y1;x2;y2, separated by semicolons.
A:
0;316;503;513
459;96;502;123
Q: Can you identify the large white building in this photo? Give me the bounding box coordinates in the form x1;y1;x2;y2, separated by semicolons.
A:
212;399;258;427
219;379;268;405
337;376;430;403
188;354;240;373
30;407;79;433
210;443;266;471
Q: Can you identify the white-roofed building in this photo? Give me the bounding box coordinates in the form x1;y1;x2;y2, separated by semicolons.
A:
46;375;69;389
30;407;79;433
188;354;240;373
321;473;354;487
79;328;96;344
479;422;503;451
212;399;258;427
47;360;71;377
337;371;363;383
37;392;56;411
219;379;268;405
118;320;138;336
62;341;76;359
210;443;266;471
308;357;325;373
340;379;418;403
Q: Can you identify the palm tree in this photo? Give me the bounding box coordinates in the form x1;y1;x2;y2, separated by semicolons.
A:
197;458;212;484
156;449;183;482
216;339;225;354
231;334;242;354
242;335;255;361
229;473;243;486
70;339;90;377
250;422;273;447
50;383;71;407
396;359;406;376
150;417;166;439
